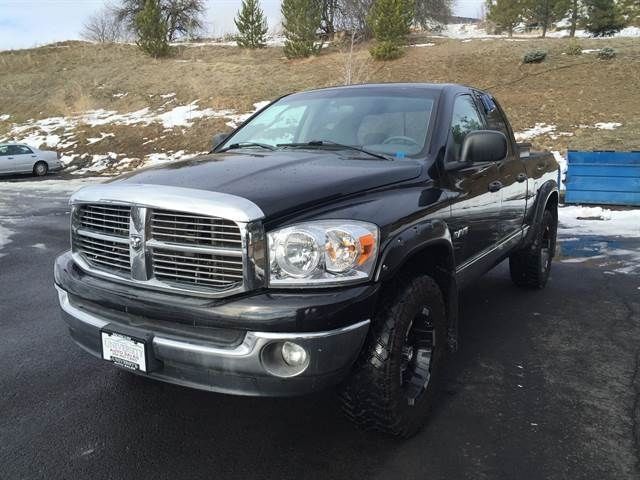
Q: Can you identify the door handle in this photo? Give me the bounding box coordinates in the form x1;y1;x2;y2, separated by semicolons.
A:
488;181;503;192
31;155;37;158
7;156;14;159
516;173;527;183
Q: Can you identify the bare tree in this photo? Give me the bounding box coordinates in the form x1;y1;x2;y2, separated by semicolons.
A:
81;4;125;43
335;0;375;38
339;30;372;85
115;0;205;42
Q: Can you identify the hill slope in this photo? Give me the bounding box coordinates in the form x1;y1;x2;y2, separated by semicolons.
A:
0;35;638;175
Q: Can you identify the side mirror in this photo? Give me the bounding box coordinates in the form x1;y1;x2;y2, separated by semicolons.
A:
459;130;508;165
211;132;229;151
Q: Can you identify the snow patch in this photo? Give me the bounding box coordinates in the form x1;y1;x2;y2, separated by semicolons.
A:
558;206;640;237
514;123;556;142
594;122;622;130
411;43;435;47
0;114;10;121
112;92;128;98
144;150;204;166
86;132;115;145
160;93;176;99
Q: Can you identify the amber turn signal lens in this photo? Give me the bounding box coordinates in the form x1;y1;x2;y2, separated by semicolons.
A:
357;233;376;265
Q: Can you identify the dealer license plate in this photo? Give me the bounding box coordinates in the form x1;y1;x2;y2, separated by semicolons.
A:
101;331;147;372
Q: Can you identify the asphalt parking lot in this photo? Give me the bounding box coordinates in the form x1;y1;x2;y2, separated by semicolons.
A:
1;176;639;480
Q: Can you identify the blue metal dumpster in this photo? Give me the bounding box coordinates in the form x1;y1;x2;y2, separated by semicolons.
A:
565;151;640;206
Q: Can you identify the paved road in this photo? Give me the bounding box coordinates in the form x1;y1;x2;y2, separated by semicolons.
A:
1;176;639;480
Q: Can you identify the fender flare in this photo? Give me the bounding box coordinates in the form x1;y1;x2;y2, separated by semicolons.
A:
374;219;459;352
523;179;558;248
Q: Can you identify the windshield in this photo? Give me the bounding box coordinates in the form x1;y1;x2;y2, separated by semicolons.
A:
219;89;437;157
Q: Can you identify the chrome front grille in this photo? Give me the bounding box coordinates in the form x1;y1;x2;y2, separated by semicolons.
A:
152;248;243;288
71;203;246;296
150;210;242;248
77;204;130;237
73;233;131;274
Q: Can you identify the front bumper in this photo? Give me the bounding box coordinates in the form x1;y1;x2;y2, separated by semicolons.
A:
56;285;371;396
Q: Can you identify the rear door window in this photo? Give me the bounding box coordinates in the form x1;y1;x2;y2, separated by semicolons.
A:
14;145;33;154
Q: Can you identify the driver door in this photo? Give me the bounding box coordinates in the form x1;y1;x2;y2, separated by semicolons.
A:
444;95;504;267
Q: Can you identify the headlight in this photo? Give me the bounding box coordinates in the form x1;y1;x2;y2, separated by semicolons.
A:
268;220;379;287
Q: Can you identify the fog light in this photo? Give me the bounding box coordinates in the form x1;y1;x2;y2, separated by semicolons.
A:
281;341;308;367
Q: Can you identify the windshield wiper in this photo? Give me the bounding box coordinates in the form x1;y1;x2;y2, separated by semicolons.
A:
277;140;392;161
219;142;276;152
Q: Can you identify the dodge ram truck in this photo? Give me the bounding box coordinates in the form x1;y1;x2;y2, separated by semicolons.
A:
54;83;559;437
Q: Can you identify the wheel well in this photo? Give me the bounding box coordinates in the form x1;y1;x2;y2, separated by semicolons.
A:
384;241;455;309
380;241;458;350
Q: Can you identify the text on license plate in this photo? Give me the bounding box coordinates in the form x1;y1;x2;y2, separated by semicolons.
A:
101;331;147;372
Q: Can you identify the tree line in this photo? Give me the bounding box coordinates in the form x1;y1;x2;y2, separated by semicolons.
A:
486;0;639;38
82;0;640;60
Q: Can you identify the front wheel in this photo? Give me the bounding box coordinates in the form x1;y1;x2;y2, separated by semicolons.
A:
33;161;48;177
340;275;447;437
509;208;557;289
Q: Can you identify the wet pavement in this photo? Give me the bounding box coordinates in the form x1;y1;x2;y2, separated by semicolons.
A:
1;177;639;479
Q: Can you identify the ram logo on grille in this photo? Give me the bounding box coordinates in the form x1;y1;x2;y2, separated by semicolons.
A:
72;204;245;296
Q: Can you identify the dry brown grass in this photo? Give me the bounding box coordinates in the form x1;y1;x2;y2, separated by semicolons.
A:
0;35;639;170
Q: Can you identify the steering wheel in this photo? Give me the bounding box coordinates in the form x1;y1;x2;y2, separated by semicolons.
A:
382;136;420;147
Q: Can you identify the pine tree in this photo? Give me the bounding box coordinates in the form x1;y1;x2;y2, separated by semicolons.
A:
584;0;626;36
282;0;323;58
524;0;569;37
235;0;268;48
368;0;413;60
486;0;525;37
135;0;170;57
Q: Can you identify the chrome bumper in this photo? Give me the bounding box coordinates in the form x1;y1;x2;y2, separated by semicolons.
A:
56;286;370;396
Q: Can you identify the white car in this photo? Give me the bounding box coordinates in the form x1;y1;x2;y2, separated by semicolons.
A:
0;143;63;176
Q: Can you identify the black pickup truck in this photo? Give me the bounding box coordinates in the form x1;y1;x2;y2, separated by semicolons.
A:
54;83;558;437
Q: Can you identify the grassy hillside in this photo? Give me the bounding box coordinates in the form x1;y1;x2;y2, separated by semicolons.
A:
0;35;639;174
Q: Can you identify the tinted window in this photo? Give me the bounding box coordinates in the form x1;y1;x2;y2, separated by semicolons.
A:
480;94;511;141
448;95;484;162
7;145;33;155
15;145;33;154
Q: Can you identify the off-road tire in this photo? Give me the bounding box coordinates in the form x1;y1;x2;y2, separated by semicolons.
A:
509;208;557;289
33;161;48;177
340;275;447;438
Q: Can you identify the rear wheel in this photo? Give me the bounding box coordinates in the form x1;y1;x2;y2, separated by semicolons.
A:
33;161;48;177
340;275;447;438
509;208;557;289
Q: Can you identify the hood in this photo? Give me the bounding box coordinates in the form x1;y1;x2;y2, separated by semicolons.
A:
112;150;422;218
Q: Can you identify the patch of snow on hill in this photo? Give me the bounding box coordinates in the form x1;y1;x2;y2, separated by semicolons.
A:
86;132;115;145
594;122;622;130
439;22;640;39
514;123;557;141
145;150;204;166
224;101;271;128
0;114;10;121
3;100;270;151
